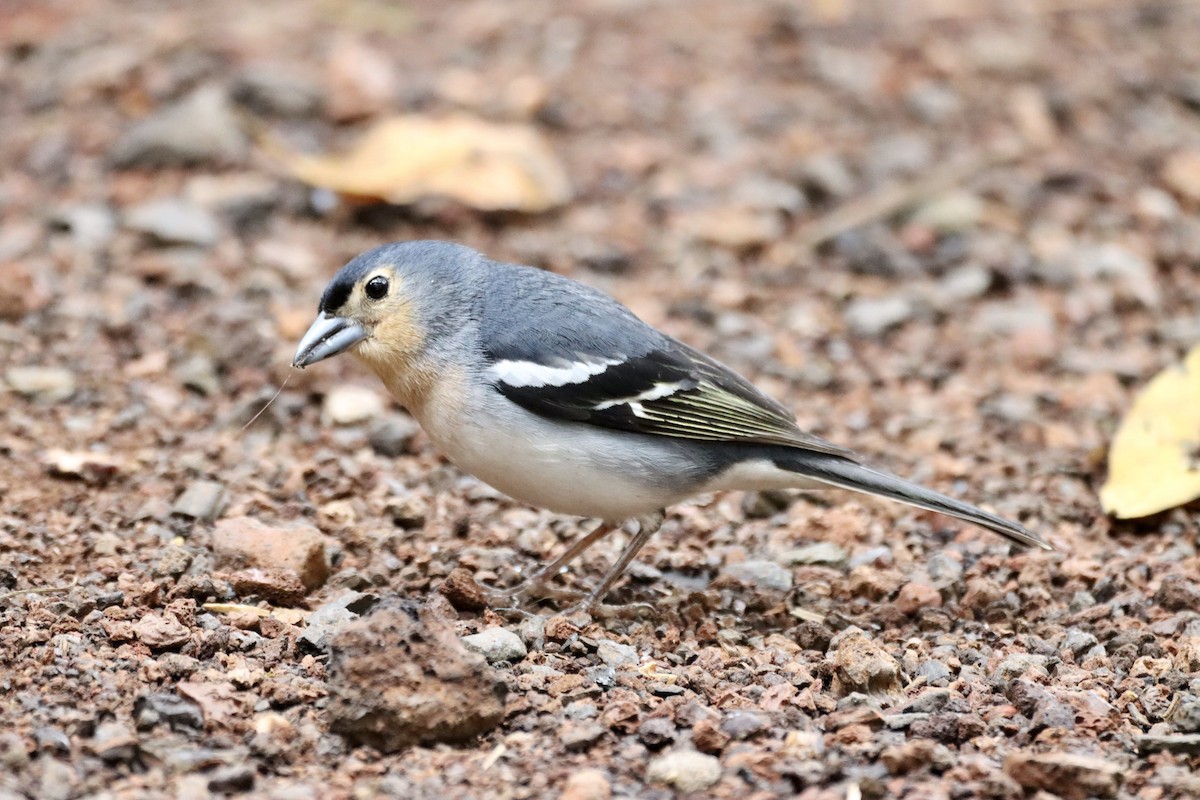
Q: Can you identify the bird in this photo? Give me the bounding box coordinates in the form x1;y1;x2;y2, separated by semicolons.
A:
293;240;1051;613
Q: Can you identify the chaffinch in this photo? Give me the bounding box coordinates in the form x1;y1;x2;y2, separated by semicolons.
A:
294;241;1050;612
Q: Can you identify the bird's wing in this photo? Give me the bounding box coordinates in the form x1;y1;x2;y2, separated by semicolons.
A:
479;269;859;460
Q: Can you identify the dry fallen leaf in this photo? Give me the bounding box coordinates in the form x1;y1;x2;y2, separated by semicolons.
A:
1100;344;1200;518
282;114;571;212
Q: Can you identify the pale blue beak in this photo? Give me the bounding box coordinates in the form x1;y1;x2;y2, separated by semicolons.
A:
293;314;368;368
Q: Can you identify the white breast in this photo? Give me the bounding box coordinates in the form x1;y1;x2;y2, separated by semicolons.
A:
411;383;694;521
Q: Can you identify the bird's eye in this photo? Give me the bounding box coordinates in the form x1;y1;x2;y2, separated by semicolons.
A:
364;276;389;300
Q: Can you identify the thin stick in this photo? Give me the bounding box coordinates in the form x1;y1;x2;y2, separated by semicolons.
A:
792;140;1026;254
0;577;78;602
239;369;295;434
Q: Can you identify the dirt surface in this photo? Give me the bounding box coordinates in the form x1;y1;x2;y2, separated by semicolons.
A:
3;1;1200;798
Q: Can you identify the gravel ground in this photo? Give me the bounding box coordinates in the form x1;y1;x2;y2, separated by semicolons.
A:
3;1;1200;798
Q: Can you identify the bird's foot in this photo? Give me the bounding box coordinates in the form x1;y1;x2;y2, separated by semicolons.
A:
562;600;658;621
480;581;584;611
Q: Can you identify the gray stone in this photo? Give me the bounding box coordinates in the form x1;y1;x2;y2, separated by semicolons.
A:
298;592;379;652
171;480;228;522
916;660;953;685
111;84;248;167
5;366;75;402
646;749;722;792
125;198;220;247
596;639;638;669
92;721;138;763
368;414;420;457
233;65;323;117
845;295;916;337
722;560;793;592
49;204;117;251
461;627;527;664
1138;733;1200;754
778;542;848;568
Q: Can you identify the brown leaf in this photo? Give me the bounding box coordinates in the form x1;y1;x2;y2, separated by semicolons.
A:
282;114;571;212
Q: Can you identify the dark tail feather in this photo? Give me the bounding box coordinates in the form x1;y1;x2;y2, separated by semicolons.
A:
776;453;1052;551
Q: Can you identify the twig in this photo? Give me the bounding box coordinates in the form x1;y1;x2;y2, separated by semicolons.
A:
792;140;1027;254
0;576;78;602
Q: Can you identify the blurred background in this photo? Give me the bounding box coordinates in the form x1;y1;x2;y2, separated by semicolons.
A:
3;0;1200;797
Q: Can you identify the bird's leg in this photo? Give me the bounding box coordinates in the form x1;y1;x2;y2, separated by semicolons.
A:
567;511;665;616
482;521;617;607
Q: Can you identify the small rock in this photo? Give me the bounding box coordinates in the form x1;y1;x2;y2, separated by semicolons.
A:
1137;733;1200;755
646;749;722;793
691;717;730;754
895;582;942;615
134;612;191;650
111;84;248;167
638;717;676;749
829;628;902;697
1171;699;1200;733
0;261;51;319
323;385;385;426
207;764;255;794
741;490;792;519
1163;148;1200;203
368;414;420;456
1156;574;1200;611
172;480;228;523
326;599;506;751
911;191;984;233
720;711;769;740
732;174;806;215
881;738;953;774
798;152;857;199
901;688;953;715
868;133;934;178
438;568;488;612
1004;752;1121;800
177;354;220;396
298;591;379;652
559;768;611;800
596;639;638;669
91;722;138;763
461;627;527;664
721;560;793;592
925;552;963;587
937;264;992;303
992;653;1050;684
677;206;784;250
916;660;953;685
561;721;608;752
905;81;962;123
778;542;848;567
125;198;220;247
133;692;205;732
211;516;331;590
325;34;399;122
6;366;75;402
228;568;308;606
185;174;280;226
44;449;123;484
49;203;117;251
1061;628;1100;659
844;295;916;337
233;65;324;117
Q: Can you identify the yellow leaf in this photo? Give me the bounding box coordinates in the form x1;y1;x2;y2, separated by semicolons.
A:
1100;344;1200;518
282;114;571;213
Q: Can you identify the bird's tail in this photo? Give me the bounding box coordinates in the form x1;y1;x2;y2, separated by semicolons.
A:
774;452;1051;551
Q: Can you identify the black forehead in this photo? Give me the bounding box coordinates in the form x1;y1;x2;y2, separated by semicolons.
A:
319;259;380;313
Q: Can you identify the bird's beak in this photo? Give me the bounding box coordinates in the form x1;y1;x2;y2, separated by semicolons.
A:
292;314;369;368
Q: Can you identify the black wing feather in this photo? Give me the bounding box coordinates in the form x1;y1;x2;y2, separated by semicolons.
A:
492;342;860;461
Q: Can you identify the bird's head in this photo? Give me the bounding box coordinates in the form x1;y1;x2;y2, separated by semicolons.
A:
292;241;479;373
